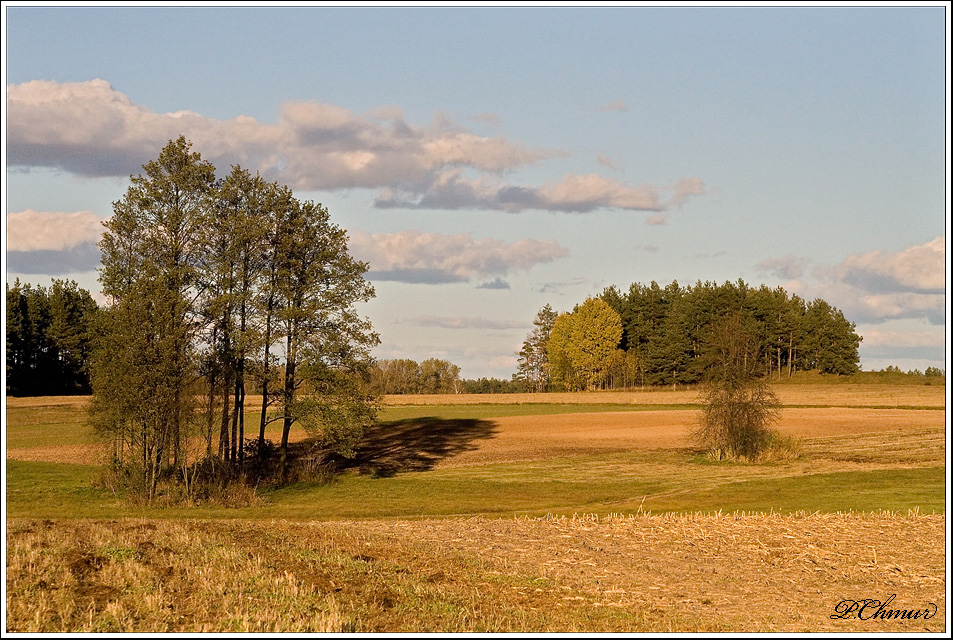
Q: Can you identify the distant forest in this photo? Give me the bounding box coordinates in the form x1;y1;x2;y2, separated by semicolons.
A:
5;277;940;397
514;279;867;392
6;279;98;396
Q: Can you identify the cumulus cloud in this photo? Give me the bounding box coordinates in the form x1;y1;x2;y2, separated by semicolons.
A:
6;209;104;252
404;316;527;330
477;277;511;290
6;79;553;191
822;236;945;295
860;328;945;349
6;245;102;275
5;210;104;274
778;237;946;326
8;79;707;215
857;327;947;364
349;230;569;284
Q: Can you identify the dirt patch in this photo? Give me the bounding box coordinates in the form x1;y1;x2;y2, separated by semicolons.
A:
432;408;946;468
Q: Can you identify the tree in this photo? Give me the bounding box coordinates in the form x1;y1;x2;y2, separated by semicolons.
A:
90;136;378;498
93;136;215;498
546;299;623;391
693;312;782;460
546;311;580;390
799;299;862;375
6;279;98;396
514;304;557;392
271;197;378;479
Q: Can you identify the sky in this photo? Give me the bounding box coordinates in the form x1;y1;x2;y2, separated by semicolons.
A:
3;3;950;379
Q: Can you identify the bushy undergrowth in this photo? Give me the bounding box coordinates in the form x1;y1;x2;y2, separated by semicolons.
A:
94;438;341;506
704;432;802;464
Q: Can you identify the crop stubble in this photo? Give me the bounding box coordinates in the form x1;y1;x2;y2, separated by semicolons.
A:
4;513;944;632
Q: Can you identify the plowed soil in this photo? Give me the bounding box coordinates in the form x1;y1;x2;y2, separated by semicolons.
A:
432;407;945;468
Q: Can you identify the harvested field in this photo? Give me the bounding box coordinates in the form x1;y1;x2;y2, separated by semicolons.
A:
427;407;945;469
5;513;944;633
5;385;946;632
7;405;943;467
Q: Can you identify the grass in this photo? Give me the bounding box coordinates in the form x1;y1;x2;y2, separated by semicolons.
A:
7;444;944;520
5;386;947;633
5;513;945;633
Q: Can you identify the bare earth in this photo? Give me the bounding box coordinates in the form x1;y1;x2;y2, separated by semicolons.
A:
7;406;943;467
432;407;945;468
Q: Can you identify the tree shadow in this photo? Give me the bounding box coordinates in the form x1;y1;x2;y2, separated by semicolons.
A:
340;417;498;477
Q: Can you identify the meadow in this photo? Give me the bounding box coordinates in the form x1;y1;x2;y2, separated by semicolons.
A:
4;380;947;632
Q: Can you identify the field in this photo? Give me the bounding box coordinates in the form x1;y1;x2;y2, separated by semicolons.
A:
4;382;948;632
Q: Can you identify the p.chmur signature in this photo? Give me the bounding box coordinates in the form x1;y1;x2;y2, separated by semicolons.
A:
831;594;938;621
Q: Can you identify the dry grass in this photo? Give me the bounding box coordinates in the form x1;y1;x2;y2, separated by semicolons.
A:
6;512;944;633
5;385;946;632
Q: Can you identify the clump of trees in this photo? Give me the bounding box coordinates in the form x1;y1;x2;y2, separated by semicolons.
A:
90;136;378;501
369;358;462;394
515;279;863;391
6;279;98;396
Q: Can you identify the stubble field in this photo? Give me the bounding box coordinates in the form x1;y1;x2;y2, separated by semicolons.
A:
4;382;948;632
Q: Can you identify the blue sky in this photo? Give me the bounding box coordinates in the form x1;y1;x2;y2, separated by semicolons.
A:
3;4;949;378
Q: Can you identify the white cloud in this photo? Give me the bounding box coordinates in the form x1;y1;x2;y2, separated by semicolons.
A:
765;237;946;327
6;79;553;192
824;236;945;294
7;79;707;215
375;170;706;214
859;328;945;349
349;230;570;284
6;209;104;251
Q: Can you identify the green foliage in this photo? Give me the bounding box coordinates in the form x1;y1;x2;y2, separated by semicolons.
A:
513;304;558;392
6;279;98;396
370;358;462;394
547;299;624;391
89;136;378;498
591;279;863;387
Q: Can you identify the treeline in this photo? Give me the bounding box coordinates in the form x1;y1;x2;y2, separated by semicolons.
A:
91;137;378;500
515;279;863;391
6;279;98;396
369;358;462;394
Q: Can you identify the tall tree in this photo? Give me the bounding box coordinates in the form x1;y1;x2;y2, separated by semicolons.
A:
272;197;379;479
93;136;215;498
515;304;558;392
547;299;623;391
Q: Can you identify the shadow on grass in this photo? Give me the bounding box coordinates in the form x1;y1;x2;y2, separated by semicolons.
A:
342;417;498;477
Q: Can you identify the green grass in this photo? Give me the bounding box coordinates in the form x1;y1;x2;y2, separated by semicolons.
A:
639;466;946;515
6;394;946;520
6;452;944;520
5;402;95;449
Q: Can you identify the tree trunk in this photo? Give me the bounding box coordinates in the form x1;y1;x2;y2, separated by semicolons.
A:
278;330;296;481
